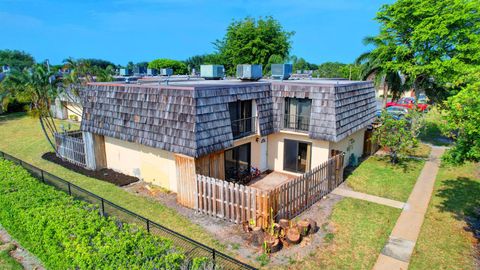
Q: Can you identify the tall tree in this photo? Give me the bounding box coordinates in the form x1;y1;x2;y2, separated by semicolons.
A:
0;50;35;71
214;16;294;75
372;0;480;102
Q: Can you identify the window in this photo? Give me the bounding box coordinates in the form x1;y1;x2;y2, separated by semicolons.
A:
284;139;311;173
283;98;312;132
225;143;251;182
229;100;255;139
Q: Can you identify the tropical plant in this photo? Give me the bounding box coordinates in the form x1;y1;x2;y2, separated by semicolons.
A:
356;36;407;106
7;65;60;151
214;16;294;75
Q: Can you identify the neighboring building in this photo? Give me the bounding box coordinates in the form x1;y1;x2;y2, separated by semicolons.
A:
79;79;376;200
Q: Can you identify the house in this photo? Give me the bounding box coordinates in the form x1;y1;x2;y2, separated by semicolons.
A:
78;78;376;207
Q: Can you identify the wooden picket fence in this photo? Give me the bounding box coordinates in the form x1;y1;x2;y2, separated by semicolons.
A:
270;153;345;220
195;175;271;226
54;131;86;167
194;153;345;226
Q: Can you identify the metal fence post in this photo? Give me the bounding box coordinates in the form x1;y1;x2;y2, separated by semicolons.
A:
101;198;105;217
68;182;72;196
40;170;45;183
146;219;150;233
212;249;216;269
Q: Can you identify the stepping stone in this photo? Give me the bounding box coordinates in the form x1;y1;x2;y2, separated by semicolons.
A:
381;236;415;262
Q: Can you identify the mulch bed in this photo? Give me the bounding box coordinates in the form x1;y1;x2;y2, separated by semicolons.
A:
42;152;139;186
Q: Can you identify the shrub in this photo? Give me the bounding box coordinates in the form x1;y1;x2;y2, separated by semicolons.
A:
0;159;185;269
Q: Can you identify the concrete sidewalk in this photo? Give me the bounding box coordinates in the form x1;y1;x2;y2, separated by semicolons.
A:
373;147;445;270
331;187;405;209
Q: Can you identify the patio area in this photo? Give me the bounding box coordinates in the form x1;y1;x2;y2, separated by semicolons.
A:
248;170;297;191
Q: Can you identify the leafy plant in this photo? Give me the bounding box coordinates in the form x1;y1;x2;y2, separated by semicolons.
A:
0;159;186;269
255;253;270;266
441;82;480;163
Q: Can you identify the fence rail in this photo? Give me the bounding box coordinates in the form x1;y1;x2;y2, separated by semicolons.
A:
0;150;256;270
54;130;86;167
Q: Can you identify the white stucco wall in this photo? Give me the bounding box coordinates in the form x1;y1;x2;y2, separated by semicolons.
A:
329;128;366;167
104;137;177;192
65;102;83;121
267;131;330;175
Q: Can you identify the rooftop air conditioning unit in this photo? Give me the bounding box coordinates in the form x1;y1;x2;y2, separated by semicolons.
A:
236;64;262;81
200;64;224;80
160;68;173;76
147;68;157;76
119;68;131;76
271;64;292;80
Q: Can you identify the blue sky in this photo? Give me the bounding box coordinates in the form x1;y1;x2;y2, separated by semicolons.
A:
1;0;393;65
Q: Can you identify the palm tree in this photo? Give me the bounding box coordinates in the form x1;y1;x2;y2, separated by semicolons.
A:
8;65;61;151
356;36;406;107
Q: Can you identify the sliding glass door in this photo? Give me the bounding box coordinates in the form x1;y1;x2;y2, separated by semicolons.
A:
225;143;251;182
283;139;311;173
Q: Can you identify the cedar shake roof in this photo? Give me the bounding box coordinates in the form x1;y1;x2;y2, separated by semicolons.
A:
80;79;375;157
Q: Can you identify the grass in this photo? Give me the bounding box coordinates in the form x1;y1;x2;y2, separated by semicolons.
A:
346;155;425;202
406;143;432;158
418;107;452;146
0;243;23;270
410;161;480;270
290;198;401;270
0;113;227;253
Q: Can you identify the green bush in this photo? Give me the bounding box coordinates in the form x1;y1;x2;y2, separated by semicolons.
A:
0;159;185;269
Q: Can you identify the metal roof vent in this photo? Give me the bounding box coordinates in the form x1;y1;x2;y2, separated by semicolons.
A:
236;64;262;81
160;68;173;76
200;65;224;80
271;64;292;80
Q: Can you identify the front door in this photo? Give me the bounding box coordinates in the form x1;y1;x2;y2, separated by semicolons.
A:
283;139;311;173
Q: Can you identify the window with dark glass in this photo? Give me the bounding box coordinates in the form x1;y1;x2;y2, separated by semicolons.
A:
284;139;311;173
284;98;312;131
229;100;254;139
225;143;251;182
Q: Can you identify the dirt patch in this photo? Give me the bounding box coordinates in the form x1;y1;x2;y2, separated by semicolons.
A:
42;152;139;186
0;224;45;270
123;181;343;267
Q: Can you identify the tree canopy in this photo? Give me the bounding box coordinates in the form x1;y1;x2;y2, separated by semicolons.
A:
370;0;480;101
148;58;188;75
0;50;35;71
214;16;294;75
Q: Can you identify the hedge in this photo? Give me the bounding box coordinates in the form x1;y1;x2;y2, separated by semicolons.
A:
0;159;187;269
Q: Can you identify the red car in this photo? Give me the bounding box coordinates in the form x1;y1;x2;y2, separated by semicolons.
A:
386;97;428;111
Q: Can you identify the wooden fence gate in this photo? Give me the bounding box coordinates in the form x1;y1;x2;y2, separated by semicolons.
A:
54;131;86;167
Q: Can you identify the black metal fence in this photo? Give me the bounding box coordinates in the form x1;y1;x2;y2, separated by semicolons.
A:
0;150;256;270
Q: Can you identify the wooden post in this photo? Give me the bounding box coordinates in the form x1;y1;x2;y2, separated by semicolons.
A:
82;132;106;171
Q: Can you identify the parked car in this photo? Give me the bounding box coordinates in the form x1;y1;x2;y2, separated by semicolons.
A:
386;97;428;111
386;106;409;120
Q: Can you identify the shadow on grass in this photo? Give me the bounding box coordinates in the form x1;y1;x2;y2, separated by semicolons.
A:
343;154;416;180
419;121;452;146
437;177;480;241
0;112;27;123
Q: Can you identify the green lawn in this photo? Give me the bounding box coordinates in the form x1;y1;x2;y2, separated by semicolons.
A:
418;107;452;146
0;113;227;254
0;243;23;270
290;198;401;270
410;161;479;270
346;156;425;202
